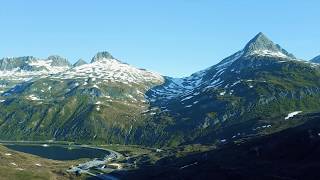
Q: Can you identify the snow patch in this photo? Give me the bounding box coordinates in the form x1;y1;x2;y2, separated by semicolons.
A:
249;50;288;59
27;94;41;101
93;84;99;89
10;162;17;166
285;111;302;120
55;58;164;85
181;96;193;102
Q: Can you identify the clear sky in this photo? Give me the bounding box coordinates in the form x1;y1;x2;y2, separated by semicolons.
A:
0;0;319;77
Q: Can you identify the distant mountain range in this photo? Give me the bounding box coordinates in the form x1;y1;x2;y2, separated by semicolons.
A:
0;32;320;147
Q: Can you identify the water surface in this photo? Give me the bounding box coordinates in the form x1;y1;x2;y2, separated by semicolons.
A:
4;144;109;160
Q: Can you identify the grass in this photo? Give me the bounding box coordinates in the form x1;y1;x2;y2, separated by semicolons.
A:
0;145;88;180
99;143;214;168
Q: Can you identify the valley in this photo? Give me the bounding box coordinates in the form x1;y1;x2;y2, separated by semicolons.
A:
1;110;315;180
0;141;214;180
0;143;86;180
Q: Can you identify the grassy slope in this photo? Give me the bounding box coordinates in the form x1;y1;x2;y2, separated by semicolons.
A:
0;145;87;180
115;112;320;180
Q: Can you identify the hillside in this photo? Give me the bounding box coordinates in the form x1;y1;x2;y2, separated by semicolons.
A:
0;33;320;147
116;112;320;180
0;145;85;180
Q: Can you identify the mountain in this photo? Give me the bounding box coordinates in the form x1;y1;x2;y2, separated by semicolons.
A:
147;33;297;105
311;55;320;63
47;55;71;67
73;59;87;67
119;112;320;180
144;32;320;145
242;32;295;58
91;51;114;63
0;33;320;147
0;51;164;144
0;55;71;94
0;55;70;72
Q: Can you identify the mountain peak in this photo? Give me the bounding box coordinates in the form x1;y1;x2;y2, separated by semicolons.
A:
244;32;278;53
251;32;268;42
310;55;320;63
243;32;295;58
91;51;115;63
73;59;88;67
47;55;71;67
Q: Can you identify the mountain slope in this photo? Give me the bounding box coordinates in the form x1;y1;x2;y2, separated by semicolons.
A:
143;32;320;146
0;52;164;144
311;55;320;63
1;33;320;147
118;112;320;180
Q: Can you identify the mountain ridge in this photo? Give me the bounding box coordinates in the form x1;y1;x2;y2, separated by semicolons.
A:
0;32;320;147
311;55;320;63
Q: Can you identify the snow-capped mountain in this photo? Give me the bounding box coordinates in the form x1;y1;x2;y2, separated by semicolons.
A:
0;51;164;106
0;51;165;143
55;52;163;85
146;32;299;106
142;32;320;145
47;55;71;67
0;52;163;94
0;55;70;81
0;55;72;94
1;33;320;147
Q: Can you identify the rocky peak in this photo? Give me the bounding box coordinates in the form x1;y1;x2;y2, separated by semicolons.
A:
91;51;115;63
47;55;71;67
243;32;295;59
0;56;36;70
73;59;88;67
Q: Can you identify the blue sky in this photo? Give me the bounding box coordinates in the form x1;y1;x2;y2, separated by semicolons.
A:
0;0;319;77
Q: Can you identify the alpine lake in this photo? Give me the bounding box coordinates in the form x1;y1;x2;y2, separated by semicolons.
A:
3;143;109;161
